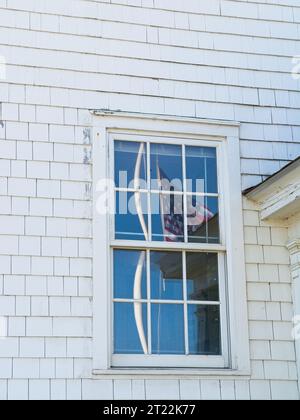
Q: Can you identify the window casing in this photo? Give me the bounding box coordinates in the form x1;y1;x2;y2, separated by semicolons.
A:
92;112;250;374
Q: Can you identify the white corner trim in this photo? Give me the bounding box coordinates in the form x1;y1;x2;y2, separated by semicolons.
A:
287;239;300;270
287;239;300;254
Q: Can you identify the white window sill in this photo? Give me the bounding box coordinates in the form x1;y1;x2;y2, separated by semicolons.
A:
92;368;251;379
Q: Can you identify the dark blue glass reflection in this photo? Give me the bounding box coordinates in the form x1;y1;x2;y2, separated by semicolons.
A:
207;197;220;244
186;146;217;194
186;253;219;302
115;191;148;241
114;141;147;189
150;144;183;191
150;251;183;300
114;250;147;300
114;302;147;354
188;305;221;355
151;304;185;355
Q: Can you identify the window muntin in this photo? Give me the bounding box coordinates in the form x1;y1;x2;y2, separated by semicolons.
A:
110;135;228;368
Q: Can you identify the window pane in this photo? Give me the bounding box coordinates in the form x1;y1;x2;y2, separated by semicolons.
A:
114;250;147;300
187;196;219;243
150;251;183;300
115;191;148;241
150;144;183;191
186;146;218;194
151;304;185;355
188;305;221;355
207;197;220;244
151;193;184;242
114;141;147;189
186;253;219;302
114;302;148;354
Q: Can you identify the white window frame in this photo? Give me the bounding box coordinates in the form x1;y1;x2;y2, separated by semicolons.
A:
92;111;250;376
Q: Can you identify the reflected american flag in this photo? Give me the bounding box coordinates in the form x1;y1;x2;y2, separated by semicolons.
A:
157;165;214;242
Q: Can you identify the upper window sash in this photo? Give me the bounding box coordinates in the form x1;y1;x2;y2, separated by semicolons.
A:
109;133;226;248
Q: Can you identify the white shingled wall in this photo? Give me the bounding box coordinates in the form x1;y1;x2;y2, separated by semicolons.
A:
0;0;299;399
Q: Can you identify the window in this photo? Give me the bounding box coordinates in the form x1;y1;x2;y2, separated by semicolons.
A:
92;112;250;374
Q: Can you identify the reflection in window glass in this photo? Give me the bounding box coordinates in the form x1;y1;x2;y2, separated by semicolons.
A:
186;146;218;194
113;249;223;358
114;250;147;300
188;305;221;355
151;193;184;242
187;196;219;244
207;197;220;244
150;251;183;300
114;302;148;354
114;141;147;189
152;304;185;355
186;253;219;302
115;191;148;241
150;144;183;191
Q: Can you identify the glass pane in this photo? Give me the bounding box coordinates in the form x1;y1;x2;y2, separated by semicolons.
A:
150;144;183;191
150;251;183;300
188;305;221;355
186;146;218;194
187;196;219;243
115;191;148;241
186;253;219;302
207;197;220;244
114;141;147;189
151;193;184;242
151;304;185;355
114;250;147;300
114;302;148;354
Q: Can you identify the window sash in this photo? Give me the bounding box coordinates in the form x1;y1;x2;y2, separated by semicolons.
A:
110;249;229;369
110;134;225;247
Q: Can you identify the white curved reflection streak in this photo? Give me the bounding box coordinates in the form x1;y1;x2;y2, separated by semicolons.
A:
133;142;148;355
133;251;148;354
134;143;148;240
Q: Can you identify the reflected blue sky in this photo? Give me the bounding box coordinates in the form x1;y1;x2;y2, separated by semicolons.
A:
186;146;218;194
115;191;148;241
114;140;147;188
150;143;183;191
114;302;147;354
151;304;185;355
114;250;147;300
